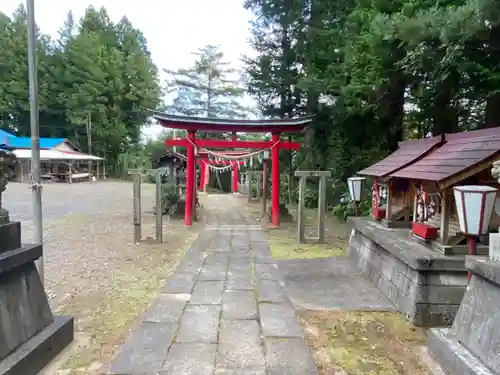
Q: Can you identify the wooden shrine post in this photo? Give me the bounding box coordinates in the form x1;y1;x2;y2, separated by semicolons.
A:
295;170;331;244
129;170;142;243
261;156;269;218
129;169;164;244
232;132;239;193
271;133;281;226
185;131;196;226
155;169;163;242
199;160;206;191
246;171;253;203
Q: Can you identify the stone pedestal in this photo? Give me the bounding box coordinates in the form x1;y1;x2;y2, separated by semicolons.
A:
348;217;468;326
428;256;500;375
489;231;500;262
0;222;74;375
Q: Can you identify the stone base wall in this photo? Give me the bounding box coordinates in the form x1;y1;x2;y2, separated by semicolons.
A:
348;227;468;326
0;221;74;375
428;257;500;375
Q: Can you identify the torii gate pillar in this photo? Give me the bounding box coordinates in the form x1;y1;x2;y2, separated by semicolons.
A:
185;131;196;226
271;133;280;226
232;132;239;193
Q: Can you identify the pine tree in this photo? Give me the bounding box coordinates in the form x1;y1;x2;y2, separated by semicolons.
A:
165;45;249;121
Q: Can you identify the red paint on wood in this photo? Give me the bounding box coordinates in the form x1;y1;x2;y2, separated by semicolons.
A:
199;162;205;191
371;207;386;220
271;133;280;226
412;222;438;240
165;139;301;150
185;131;196;226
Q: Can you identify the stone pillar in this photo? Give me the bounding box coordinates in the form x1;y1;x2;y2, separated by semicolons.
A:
294;170;331;244
132;173;142;243
247;172;252;203
0;150;74;374
491;161;500;262
426;160;500;375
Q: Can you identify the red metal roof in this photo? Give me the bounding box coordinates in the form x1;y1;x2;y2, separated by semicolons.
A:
357;136;443;177
151;110;313;133
390;128;500;182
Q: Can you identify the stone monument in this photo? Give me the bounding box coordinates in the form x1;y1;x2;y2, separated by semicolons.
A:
0;149;73;375
427;163;500;375
295;170;331;243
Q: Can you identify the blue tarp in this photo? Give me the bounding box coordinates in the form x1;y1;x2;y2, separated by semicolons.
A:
0;129;65;149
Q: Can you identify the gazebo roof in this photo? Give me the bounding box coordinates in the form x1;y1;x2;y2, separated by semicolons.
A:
151;111;314;133
390;128;500;187
358;135;443;178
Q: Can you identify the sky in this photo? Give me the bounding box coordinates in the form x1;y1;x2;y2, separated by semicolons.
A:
0;0;256;139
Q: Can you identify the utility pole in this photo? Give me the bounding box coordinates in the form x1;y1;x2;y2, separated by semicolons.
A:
86;112;92;179
27;0;43;284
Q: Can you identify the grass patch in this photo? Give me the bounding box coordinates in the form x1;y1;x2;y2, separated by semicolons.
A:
263;205;351;260
300;310;430;375
54;232;198;374
268;232;347;259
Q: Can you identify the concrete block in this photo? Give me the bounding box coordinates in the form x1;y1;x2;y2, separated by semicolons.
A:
189;281;225;305
0;222;21;254
259;303;304;338
428;328;495;375
161;343;216;375
162;273;196;294
222;291;257;320
216;320;265;368
348;227;467;327
256;279;287;303
176;305;221;343
265;338;319;375
0;316;74;375
108;322;175;374
0;263;53;360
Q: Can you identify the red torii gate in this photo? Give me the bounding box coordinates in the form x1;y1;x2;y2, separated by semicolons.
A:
198;150;247;193
153;111;313;226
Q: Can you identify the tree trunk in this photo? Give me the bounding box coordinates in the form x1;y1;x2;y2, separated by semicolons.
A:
432;73;459;135
484;93;500;128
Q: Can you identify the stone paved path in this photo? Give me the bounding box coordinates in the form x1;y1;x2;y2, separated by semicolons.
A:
107;195;319;375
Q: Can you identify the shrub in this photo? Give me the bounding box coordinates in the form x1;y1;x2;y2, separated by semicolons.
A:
161;183;180;214
332;192;371;221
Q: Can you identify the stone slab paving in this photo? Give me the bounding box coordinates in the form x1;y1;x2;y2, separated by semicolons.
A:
277;257;395;311
107;195;319;375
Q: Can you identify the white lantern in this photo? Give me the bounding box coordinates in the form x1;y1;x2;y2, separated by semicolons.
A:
262;150;270;160
453;186;498;236
347;177;366;202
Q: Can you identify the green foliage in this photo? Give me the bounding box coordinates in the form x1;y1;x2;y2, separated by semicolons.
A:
0;5;162;166
332;196;371;221
161;184;180;214
164;45;255;139
244;0;500;206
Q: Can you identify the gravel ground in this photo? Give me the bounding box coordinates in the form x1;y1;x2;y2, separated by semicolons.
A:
4;181;203;375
